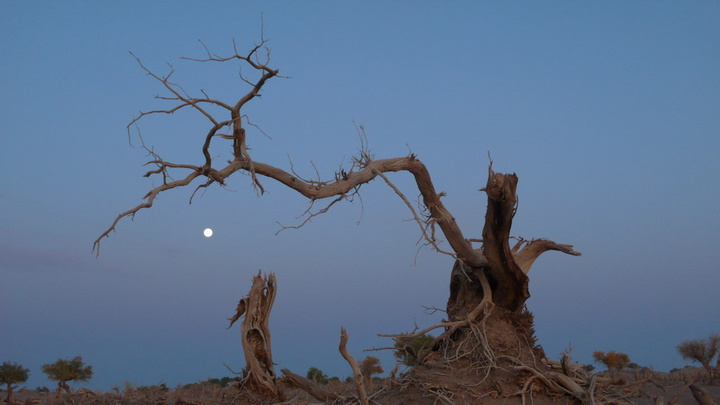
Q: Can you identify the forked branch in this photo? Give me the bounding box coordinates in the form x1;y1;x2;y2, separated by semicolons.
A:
94;41;485;264
95;40;580;289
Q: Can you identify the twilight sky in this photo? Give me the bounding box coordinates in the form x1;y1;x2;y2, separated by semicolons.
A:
1;1;719;392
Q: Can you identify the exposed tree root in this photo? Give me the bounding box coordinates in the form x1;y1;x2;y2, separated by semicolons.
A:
369;305;709;405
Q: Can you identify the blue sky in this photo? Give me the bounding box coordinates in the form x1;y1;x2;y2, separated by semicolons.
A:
1;1;719;391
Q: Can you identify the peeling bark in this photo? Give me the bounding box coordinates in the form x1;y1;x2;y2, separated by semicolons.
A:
480;169;529;311
447;165;581;320
228;271;280;401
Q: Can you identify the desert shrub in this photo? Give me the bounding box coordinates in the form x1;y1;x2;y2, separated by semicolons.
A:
42;356;93;393
35;386;50;393
306;367;328;384
360;356;383;390
360;356;383;379
677;334;720;378
0;361;30;403
206;376;235;387
138;383;169;392
593;351;631;372
394;334;435;366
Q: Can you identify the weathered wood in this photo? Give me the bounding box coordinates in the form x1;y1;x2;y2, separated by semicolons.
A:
689;384;717;405
514;239;581;274
480;167;529;311
280;369;346;402
339;327;369;405
447;165;581;320
228;271;280;400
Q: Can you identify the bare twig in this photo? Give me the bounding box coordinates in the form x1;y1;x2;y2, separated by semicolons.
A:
375;170;456;258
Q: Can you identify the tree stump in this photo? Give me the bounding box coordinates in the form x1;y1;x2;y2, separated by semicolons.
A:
228;271;281;402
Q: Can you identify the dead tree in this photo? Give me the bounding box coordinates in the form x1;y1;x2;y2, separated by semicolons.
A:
96;39;584;402
227;271;281;402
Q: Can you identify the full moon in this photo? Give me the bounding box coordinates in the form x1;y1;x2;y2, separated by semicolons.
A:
203;228;213;238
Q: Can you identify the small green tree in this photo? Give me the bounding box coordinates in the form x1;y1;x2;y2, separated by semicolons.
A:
359;356;383;391
592;351;631;373
0;361;30;404
394;334;435;366
677;334;720;378
206;376;235;387
305;367;328;384
41;356;93;393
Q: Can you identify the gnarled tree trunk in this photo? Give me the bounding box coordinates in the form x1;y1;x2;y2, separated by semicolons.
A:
438;166;581;381
447;167;580;321
228;271;282;402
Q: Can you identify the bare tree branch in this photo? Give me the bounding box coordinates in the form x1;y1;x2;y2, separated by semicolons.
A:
374;169;456;258
96;41;579;294
513;238;582;274
339;327;369;405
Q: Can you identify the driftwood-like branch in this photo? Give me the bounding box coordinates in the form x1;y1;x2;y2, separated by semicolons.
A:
689;384;717;405
339;327;369;405
513;238;582;274
280;369;346;403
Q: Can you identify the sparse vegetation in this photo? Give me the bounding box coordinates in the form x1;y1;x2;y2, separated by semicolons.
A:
394;333;435;366
206;377;235;387
41;356;93;393
359;356;383;391
0;361;30;404
138;383;169;392
305;367;328;384
677;334;720;378
593;350;632;372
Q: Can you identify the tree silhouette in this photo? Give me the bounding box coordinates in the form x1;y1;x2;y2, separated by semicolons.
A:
305;367;328;385
359;356;383;391
0;361;30;403
677;334;720;378
41;356;93;393
592;351;631;373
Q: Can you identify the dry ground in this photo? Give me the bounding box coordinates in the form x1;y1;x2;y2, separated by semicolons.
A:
6;367;719;404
